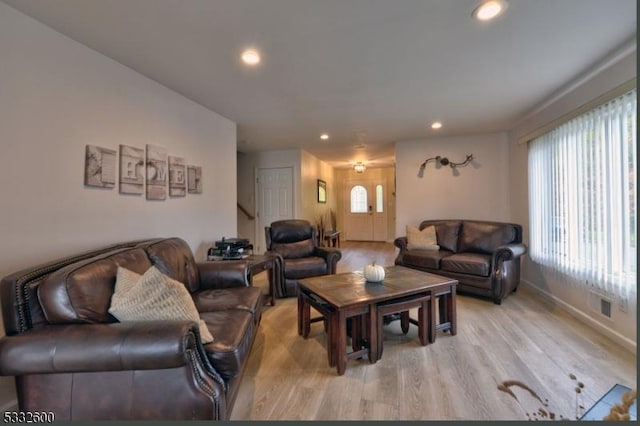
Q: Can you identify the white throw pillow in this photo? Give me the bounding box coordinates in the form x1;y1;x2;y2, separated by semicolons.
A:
109;266;214;344
406;225;440;251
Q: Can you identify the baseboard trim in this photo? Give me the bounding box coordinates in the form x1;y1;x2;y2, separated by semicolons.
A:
521;279;637;355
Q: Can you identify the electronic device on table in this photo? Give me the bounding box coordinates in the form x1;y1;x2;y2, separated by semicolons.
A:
207;237;253;260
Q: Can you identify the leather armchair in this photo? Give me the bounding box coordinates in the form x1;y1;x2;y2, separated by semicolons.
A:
265;219;342;297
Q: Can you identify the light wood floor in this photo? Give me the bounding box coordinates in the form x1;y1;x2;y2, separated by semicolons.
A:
231;241;637;421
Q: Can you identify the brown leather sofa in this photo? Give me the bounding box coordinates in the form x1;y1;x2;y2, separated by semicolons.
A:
265;219;342;297
0;237;262;420
395;220;527;304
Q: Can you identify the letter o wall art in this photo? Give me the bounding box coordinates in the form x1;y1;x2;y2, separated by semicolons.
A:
145;144;167;200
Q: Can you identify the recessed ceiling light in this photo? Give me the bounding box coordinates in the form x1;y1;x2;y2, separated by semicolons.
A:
431;122;443;130
320;134;329;140
241;49;261;65
473;0;508;21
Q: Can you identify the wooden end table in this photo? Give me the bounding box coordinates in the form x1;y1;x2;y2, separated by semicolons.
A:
323;230;341;248
209;253;280;306
247;253;280;306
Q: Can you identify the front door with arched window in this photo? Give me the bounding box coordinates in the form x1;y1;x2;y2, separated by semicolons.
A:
344;179;387;241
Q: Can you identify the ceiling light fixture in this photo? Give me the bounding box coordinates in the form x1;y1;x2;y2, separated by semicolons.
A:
320;133;329;140
472;0;508;21
353;162;366;173
241;49;261;65
431;121;443;130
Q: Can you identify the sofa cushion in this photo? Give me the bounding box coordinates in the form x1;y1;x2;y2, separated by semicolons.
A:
402;250;454;270
420;220;462;253
271;239;315;259
142;238;201;293
269;219;314;243
458;222;516;254
201;309;255;380
283;257;328;279
406;225;439;251
441;253;492;277
194;287;263;321
108;266;214;343
37;248;153;324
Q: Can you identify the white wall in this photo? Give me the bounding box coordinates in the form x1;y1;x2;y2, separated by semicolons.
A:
0;3;237;409
300;150;336;229
508;46;637;350
395;133;510;238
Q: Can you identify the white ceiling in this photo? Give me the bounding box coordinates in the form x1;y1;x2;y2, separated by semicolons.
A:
3;0;637;168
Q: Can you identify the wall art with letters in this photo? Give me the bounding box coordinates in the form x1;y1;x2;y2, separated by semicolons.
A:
84;144;202;200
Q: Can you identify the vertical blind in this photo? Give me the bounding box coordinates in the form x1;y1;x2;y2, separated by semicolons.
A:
528;89;637;299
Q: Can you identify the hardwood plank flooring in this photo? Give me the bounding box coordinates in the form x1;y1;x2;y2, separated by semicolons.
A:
232;241;637;420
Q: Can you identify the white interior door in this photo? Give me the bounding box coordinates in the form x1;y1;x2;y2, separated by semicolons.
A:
256;167;293;253
344;179;387;241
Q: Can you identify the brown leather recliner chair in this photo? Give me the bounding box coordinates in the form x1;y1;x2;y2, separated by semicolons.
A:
265;219;342;297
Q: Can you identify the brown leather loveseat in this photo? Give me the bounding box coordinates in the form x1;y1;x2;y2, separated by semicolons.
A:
395;220;527;304
0;237;262;420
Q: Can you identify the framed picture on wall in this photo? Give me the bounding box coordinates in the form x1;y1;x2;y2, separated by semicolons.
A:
84;145;116;188
187;165;202;193
168;155;186;197
118;144;144;195
317;179;327;203
145;144;168;200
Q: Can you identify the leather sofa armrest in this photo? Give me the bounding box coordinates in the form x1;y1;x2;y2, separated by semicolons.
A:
264;250;284;265
490;243;528;305
492;243;528;263
314;247;342;262
264;250;285;296
263;250;285;274
196;260;250;290
314;247;342;274
394;237;408;251
0;321;204;376
393;237;409;266
314;246;341;260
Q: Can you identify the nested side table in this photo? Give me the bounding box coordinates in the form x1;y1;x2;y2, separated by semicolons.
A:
246;253;280;306
323;230;341;248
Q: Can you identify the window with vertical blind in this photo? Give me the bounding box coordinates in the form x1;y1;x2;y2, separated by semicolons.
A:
528;88;636;299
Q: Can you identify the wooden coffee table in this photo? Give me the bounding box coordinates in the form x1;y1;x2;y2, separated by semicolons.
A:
298;266;457;375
